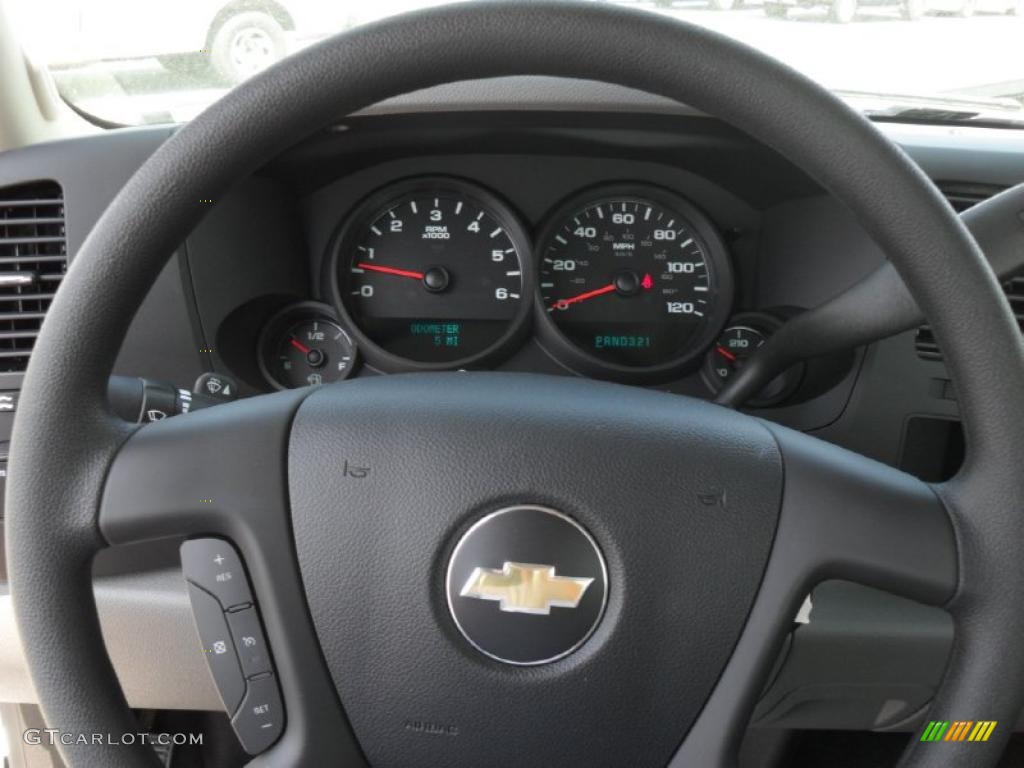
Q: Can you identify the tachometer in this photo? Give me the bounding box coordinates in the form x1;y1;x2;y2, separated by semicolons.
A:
535;185;733;381
331;178;533;371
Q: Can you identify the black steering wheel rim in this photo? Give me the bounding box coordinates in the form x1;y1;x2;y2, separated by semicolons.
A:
8;2;1024;766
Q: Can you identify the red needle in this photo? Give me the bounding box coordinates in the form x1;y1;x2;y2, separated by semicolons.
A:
356;262;425;280
716;345;738;363
550;283;616;311
290;338;311;355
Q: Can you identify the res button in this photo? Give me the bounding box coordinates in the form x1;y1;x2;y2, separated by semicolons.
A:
181;538;253;610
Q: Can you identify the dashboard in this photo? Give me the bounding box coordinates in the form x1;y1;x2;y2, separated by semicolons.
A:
3;77;1024;733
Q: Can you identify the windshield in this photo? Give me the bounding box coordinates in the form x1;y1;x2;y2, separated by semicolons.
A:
8;0;1024;126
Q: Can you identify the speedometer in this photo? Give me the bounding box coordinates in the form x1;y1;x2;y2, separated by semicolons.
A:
330;178;533;371
535;186;733;381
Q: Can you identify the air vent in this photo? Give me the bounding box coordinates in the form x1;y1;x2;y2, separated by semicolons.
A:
936;181;1004;213
0;181;66;372
915;276;1024;362
914;183;1008;361
914;326;942;362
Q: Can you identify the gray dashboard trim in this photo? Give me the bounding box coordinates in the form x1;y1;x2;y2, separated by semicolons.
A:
0;567;220;711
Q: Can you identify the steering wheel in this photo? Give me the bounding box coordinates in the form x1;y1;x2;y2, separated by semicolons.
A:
8;2;1024;767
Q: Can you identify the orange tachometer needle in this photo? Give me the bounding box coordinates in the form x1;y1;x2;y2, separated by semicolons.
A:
716;345;738;363
356;262;425;280
549;283;616;311
290;338;312;355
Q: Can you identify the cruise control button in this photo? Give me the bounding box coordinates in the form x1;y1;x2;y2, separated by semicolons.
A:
181;538;253;609
186;583;245;715
231;674;284;755
227;607;272;678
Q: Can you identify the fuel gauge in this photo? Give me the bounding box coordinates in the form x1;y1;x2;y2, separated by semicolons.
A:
259;303;358;390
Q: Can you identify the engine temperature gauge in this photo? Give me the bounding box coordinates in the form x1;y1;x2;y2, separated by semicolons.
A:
705;325;767;384
259;303;358;390
701;314;800;406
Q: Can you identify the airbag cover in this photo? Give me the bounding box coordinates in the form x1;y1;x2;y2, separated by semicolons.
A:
289;373;781;768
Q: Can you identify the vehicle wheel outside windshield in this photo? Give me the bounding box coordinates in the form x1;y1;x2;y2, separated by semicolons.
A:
211;11;286;85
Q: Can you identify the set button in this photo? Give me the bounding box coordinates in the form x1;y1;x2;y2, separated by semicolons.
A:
231;674;285;755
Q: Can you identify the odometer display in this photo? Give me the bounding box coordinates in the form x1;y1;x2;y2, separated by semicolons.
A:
536;188;732;379
333;180;532;369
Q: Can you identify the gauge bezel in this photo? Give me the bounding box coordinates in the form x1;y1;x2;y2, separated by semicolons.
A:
327;176;535;373
257;300;358;390
533;183;734;384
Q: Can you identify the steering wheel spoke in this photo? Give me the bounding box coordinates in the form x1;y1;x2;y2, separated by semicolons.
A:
764;424;957;604
99;389;364;765
671;425;956;766
100;389;306;546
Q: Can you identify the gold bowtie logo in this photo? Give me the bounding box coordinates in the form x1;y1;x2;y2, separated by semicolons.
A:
460;562;594;615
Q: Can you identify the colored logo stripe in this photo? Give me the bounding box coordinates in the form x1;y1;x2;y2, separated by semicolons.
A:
921;721;949;742
944;721;973;741
969;721;998;742
920;720;996;743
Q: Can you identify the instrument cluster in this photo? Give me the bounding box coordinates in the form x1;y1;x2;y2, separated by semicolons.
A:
257;175;792;402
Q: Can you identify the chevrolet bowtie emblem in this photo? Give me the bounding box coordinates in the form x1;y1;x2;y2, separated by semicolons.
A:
460;562;594;615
